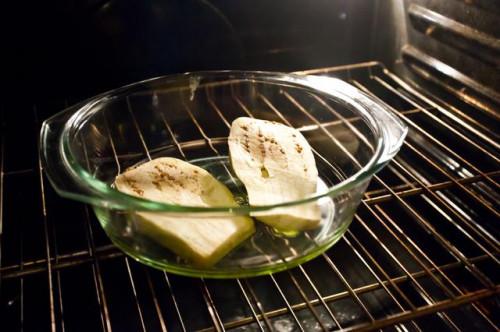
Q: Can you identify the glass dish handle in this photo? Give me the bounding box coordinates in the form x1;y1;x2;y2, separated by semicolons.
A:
298;75;408;166
354;91;408;165
39;101;108;206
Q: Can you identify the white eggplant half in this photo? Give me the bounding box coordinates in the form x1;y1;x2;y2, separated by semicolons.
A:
114;157;255;267
228;117;320;231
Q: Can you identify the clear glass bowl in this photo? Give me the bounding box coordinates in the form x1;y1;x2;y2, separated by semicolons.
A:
40;72;407;278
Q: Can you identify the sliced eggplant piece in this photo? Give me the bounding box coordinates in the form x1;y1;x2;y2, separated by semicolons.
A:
114;157;255;267
228;117;320;231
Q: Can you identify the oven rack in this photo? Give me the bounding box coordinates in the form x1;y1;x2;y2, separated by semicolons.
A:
1;60;499;331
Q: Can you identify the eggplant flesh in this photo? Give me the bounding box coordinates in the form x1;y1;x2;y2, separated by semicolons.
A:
229;117;320;231
114;157;255;267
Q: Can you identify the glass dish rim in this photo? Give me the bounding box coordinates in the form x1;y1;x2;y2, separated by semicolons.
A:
57;70;387;213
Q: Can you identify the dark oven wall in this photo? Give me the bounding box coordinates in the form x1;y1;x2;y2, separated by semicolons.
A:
4;0;385;114
397;0;499;93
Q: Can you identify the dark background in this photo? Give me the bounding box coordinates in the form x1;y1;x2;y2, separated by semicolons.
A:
2;0;497;116
3;0;377;106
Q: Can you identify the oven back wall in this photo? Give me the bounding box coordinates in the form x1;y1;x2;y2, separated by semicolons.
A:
4;0;381;111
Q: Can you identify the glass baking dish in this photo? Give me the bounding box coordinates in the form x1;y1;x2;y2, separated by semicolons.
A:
40;71;407;278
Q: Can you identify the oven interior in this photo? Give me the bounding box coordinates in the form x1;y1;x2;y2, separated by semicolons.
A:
1;0;499;331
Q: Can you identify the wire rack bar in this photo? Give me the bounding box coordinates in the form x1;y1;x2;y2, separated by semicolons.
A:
213;73;496;328
308;64;498;329
196;265;497;332
372;74;499;191
350;80;499;256
241;278;274;331
35;107;57;332
0;135;4;239
295;61;382;75
1;245;121;279
235;279;266;332
280;92;471;298
370;74;499;189
144;270;168;332
270;81;496;328
381;70;500;160
124;258;148;332
363;171;499;204
3;168;34;176
342;287;499;332
352;79;499;218
163;272;188;331
315;94;499;292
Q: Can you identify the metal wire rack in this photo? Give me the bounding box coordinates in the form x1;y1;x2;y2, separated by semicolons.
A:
1;61;499;331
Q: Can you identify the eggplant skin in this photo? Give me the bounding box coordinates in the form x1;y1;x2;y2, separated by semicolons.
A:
115;157;255;267
229;117;320;231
